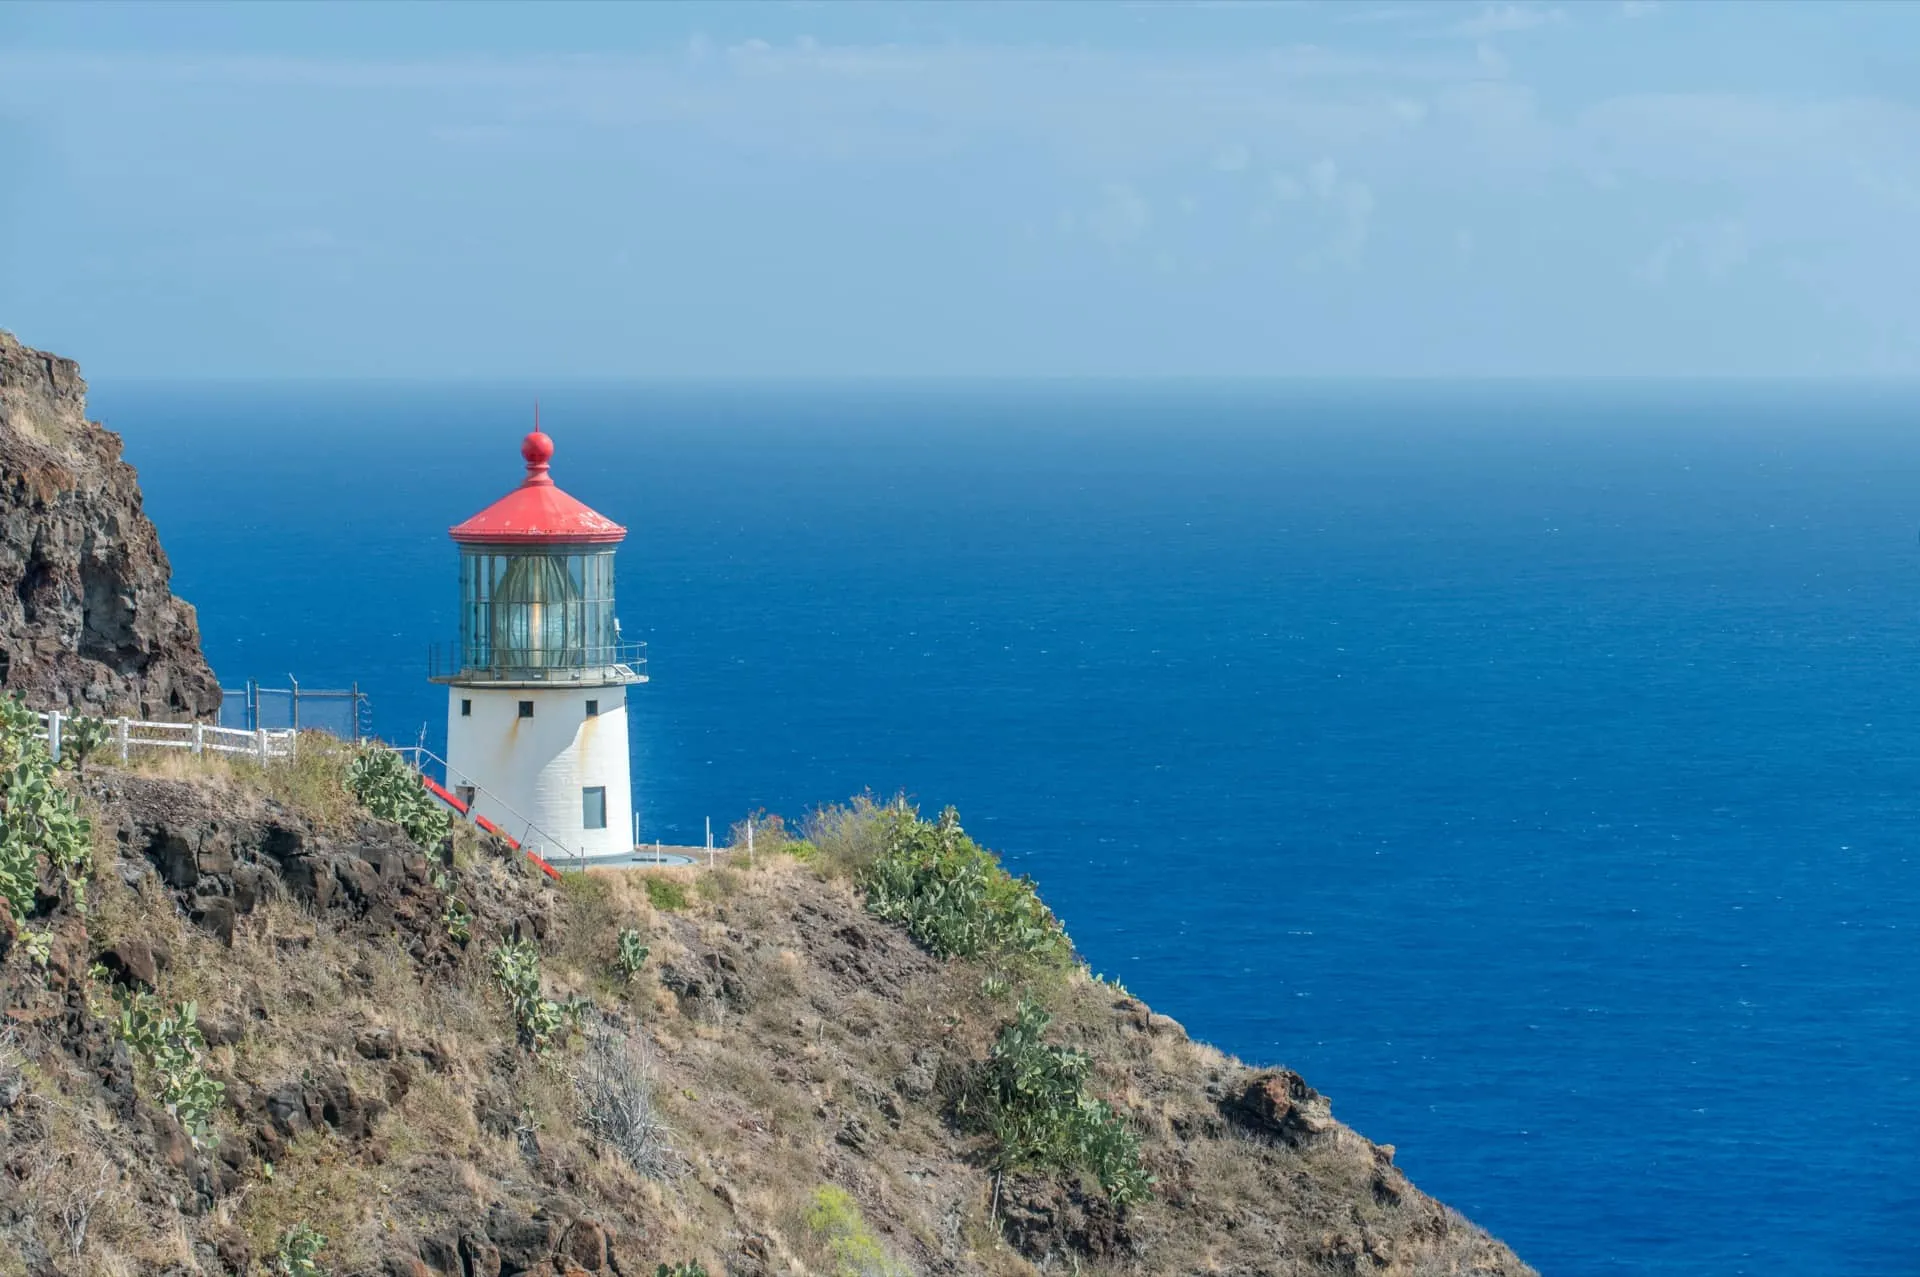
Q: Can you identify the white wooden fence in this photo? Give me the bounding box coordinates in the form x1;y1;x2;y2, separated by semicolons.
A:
33;709;297;764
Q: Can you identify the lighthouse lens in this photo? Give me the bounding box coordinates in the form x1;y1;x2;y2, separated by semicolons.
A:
457;546;618;677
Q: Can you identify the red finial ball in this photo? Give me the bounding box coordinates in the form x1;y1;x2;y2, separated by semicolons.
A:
522;430;555;469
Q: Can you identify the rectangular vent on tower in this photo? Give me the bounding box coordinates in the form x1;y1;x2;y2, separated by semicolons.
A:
460;699;472;717
518;701;534;718
585;699;599;718
583;786;607;830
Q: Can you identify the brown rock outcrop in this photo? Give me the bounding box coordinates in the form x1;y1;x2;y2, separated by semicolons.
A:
1227;1067;1338;1146
0;328;220;720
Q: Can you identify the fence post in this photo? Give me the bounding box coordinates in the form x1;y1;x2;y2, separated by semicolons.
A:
117;716;129;763
191;721;204;755
47;709;62;764
255;728;268;761
289;675;300;733
351;681;361;744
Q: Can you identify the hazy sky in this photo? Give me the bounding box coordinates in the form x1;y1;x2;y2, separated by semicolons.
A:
2;0;1917;379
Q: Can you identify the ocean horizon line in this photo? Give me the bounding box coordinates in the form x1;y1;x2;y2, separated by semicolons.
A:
89;371;1920;387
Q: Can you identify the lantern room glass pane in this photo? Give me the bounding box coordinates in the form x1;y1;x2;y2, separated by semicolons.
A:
458;546;618;673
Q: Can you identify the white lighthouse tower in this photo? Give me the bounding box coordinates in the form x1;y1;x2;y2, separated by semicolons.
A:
432;425;646;863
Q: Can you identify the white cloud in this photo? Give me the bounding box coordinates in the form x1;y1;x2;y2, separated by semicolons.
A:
1454;4;1569;38
1260;158;1375;266
1087;183;1153;245
1633;218;1752;287
1390;97;1430;125
1212;143;1252;172
1326;180;1377;264
1307;158;1341;199
1634;240;1674;286
1337;6;1426;25
1696;219;1751;278
5;36;1916;303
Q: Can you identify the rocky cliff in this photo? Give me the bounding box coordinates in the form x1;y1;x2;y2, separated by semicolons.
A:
0;330;220;721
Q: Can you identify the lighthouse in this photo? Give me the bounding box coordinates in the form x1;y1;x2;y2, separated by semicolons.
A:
431;426;646;862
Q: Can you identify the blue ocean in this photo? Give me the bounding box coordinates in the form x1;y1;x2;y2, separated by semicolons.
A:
100;380;1919;1276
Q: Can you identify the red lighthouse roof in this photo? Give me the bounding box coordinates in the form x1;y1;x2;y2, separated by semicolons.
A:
449;427;627;546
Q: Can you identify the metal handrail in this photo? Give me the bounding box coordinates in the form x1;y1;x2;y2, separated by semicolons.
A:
392;744;593;871
426;639;648;684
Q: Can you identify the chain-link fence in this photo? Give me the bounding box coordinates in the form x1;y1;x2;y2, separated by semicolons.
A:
219;678;369;742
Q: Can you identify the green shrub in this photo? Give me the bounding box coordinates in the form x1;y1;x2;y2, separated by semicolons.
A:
858;804;1071;973
695;867;742;903
655;1264;709;1277
0;695;44;765
110;990;226;1146
441;897;472;945
274;1223;328;1275
346;744;451;850
643;876;689;912
957;994;1153;1210
490;939;586;1053
58;714;112;776
800;796;891;879
805;1184;910;1277
0;693;93;917
728;810;794;858
616;928;650;981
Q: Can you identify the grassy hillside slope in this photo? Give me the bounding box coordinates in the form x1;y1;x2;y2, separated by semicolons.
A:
0;726;1532;1277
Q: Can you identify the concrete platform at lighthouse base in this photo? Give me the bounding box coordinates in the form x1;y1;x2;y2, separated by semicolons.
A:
558;845;709;870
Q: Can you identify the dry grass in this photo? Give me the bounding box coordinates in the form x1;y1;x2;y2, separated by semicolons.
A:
0;1038;188;1276
2;774;1534;1277
120;731;360;830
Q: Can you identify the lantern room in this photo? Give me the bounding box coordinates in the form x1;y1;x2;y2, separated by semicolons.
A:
433;430;646;685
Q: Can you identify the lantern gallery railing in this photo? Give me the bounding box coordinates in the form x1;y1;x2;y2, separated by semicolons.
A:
425;639;649;685
31;710;298;764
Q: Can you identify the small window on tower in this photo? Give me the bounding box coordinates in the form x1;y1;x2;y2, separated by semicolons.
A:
517;700;534;719
455;785;476;810
582;786;607;830
460;699;472;717
585;699;599;718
